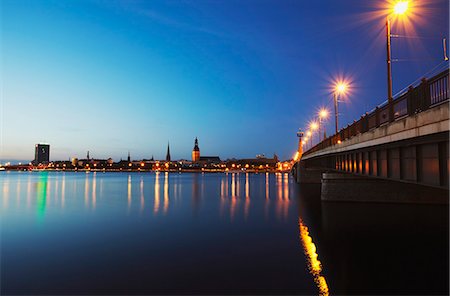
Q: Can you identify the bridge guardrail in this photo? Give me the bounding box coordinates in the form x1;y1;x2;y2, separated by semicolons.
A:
304;69;449;156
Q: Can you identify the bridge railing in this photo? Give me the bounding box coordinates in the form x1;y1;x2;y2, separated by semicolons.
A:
304;69;449;156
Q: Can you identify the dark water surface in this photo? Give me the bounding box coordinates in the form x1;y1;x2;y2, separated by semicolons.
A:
1;171;448;295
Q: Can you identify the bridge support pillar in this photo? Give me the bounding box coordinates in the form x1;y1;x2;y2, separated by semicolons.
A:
296;162;327;184
321;172;448;204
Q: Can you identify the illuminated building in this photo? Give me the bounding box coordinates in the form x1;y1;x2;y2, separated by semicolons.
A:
226;155;278;171
33;143;50;165
199;156;221;163
192;137;200;162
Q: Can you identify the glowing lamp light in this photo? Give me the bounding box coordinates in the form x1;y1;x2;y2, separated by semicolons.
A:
307;131;312;137
336;82;347;94
310;122;319;131
319;108;329;119
393;1;408;15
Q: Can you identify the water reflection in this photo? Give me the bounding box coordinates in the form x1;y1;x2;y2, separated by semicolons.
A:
283;173;289;200
16;176;21;206
3;177;9;209
84;173;90;208
61;173;66;209
36;172;49;218
154;172;160;214
27;175;32;209
231;173;236;197
1;172;447;295
275;173;289;220
244;174;250;219
2;171;294;222
164;172;169;214
264;173;270;220
140;176;145;212
127;174;132;210
192;173;201;213
299;218;329;296
92;172;97;209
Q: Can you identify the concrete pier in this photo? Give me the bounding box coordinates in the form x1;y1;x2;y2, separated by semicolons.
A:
321;171;448;204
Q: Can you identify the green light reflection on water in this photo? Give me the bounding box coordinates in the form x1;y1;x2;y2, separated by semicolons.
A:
36;172;49;219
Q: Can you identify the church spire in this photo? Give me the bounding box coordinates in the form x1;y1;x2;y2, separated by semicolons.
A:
87;151;90;160
127;151;131;162
166;142;171;162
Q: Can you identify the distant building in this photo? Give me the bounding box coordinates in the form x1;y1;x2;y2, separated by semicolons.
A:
226;155;278;171
34;143;50;165
192;137;200;162
199;156;221;164
166;143;171;162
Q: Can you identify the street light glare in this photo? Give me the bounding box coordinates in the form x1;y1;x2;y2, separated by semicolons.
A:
319;109;329;119
310;122;319;130
336;83;347;94
393;1;408;15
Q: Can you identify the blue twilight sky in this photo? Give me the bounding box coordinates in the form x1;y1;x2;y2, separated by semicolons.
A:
1;0;448;162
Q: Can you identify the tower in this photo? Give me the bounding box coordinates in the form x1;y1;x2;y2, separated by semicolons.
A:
34;143;50;165
127;151;131;162
166;142;171;162
192;137;200;162
295;129;304;161
87;151;90;161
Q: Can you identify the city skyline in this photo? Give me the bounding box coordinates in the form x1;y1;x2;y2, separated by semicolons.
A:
1;0;448;161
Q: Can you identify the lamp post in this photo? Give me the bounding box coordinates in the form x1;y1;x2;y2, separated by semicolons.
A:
334;82;347;135
306;130;312;149
310;122;319;146
319;108;329;141
387;1;409;120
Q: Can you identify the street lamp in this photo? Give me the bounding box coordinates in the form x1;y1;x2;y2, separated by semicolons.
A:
387;1;410;119
306;130;312;149
310;121;319;146
318;108;329;141
333;82;348;134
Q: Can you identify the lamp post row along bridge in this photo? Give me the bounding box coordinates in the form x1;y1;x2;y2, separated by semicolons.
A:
294;69;449;204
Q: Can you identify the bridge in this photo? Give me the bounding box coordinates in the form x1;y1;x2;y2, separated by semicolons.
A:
295;69;449;204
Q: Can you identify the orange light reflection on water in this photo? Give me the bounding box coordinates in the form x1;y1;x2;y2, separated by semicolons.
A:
163;172;169;214
299;218;329;296
154;172;160;214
